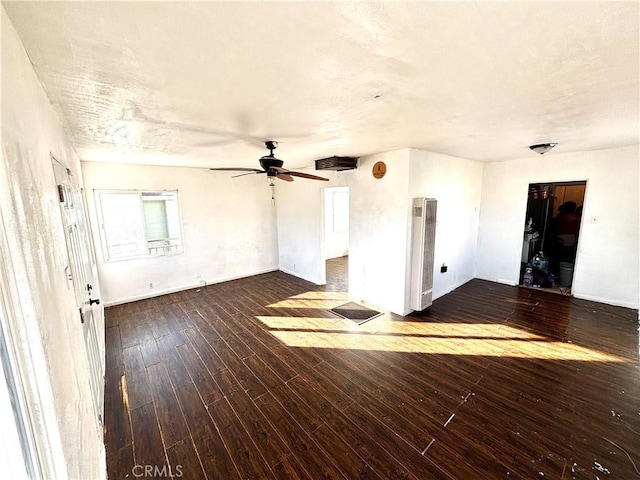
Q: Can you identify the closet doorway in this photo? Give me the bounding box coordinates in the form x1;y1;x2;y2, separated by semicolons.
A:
520;181;586;294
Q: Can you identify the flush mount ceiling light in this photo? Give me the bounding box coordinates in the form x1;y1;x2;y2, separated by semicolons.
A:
529;143;557;154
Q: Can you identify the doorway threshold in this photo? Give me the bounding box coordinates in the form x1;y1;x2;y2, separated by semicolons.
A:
519;285;573;297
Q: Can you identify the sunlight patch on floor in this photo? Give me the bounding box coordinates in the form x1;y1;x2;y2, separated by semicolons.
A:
266;298;349;309
256;316;375;332
256;316;547;339
288;291;350;301
269;330;626;362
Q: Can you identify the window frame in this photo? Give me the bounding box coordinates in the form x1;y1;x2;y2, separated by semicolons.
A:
94;189;185;262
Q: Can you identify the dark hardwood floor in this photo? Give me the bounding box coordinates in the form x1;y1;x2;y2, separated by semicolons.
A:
105;256;639;479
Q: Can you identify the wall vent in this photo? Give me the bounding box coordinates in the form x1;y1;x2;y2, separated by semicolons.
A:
410;197;437;311
314;156;358;171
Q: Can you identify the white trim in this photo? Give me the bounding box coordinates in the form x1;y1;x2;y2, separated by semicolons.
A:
103;267;280;306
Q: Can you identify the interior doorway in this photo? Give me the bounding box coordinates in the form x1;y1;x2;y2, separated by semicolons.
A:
322;186;349;291
520;181;586;294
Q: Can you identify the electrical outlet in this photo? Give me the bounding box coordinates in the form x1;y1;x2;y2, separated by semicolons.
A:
148;282;154;289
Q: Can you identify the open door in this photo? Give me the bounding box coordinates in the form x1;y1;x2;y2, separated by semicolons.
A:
52;156;104;426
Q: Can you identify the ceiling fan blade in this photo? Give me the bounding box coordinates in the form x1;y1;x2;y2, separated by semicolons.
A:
276;174;294;182
210;167;263;172
232;171;266;178
269;166;289;173
287;171;330;181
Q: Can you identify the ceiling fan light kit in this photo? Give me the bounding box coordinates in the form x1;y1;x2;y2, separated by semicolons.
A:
210;141;330;183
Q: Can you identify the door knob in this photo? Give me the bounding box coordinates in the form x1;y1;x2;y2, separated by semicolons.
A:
89;298;101;306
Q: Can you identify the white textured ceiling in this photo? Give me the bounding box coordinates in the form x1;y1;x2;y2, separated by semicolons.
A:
4;1;639;169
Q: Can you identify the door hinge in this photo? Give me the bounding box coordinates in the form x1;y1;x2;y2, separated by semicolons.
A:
79;308;85;324
57;184;65;203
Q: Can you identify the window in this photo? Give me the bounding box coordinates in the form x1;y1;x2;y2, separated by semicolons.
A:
95;190;183;261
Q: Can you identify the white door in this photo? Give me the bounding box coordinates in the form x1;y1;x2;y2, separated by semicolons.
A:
52;157;105;426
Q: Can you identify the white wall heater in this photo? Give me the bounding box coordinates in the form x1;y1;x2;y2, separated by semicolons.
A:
410;197;437;311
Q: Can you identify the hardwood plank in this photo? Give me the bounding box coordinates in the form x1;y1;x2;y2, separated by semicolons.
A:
119;317;140;349
155;333;191;388
286;376;419;480
242;353;284;390
130;403;167;471
207;396;276;479
174;379;217;440
272;456;314;480
183;327;227;374
175;342;224;404
226;390;291;468
136;322;162;367
104;363;132;457
344;402;449;480
122;345;153;409
311;423;384;480
210;367;242;398
166;438;206;480
106;444;134;480
270;382;324;433
146;363;190;448
193;430;241;480
254;392;348;480
105;325;123;374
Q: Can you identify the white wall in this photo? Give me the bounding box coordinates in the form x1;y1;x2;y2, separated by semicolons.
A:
276;169;354;284
407;150;483;308
1;7;104;478
349;150;412;315
323;186;349;259
81;162;279;305
477;145;639;309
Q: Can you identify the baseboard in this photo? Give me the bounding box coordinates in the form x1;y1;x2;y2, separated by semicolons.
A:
278;267;323;286
474;277;638;311
103;267;279;307
571;292;639;311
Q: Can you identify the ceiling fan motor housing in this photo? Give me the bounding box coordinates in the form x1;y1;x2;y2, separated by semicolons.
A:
259;156;284;172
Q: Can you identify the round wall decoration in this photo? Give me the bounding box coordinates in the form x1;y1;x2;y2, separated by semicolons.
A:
372;161;387;179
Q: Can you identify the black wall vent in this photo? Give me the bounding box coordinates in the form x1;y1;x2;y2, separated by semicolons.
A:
314;156;358;171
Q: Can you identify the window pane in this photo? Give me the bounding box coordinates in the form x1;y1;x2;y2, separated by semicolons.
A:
99;193;146;259
141;192;183;255
143;200;169;241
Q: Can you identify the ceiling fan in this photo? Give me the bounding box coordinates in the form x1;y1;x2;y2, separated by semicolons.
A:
209;141;329;183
